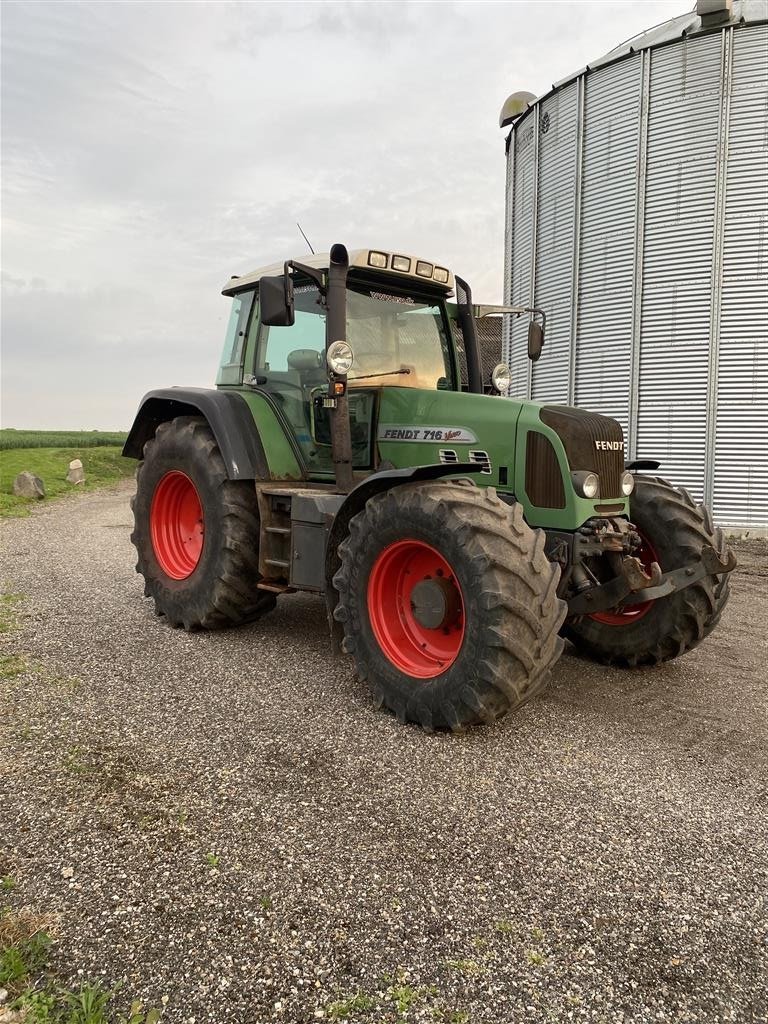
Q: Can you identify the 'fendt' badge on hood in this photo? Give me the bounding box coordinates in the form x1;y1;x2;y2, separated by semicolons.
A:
595;440;625;451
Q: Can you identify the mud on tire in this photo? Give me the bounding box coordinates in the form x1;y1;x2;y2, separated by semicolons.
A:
563;475;732;666
332;480;567;731
130;415;275;630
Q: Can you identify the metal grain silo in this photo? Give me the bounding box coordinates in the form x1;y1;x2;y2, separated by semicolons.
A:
502;0;768;529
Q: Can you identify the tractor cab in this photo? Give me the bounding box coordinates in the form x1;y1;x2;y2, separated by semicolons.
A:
217;250;460;477
216;247;539;487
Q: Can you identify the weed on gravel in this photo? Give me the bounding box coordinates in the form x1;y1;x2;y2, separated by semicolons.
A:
322;972;468;1022
325;992;376;1020
0;593;24;634
0;655;27;680
0;906;162;1024
0;906;54;991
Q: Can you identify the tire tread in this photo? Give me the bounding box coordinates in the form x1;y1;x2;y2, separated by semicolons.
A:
334;481;567;730
130;416;275;630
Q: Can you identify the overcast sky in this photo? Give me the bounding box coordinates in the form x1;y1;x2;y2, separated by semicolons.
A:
1;0;685;430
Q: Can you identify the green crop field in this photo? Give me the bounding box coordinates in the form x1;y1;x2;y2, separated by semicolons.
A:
0;431;135;517
0;429;128;450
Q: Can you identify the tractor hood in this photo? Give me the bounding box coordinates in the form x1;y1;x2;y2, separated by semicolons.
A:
375;388;629;530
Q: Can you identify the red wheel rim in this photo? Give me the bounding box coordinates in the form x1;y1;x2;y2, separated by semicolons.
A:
590;529;661;626
367;540;465;679
150;471;204;580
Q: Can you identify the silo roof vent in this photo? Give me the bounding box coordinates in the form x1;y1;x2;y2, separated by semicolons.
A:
499;91;537;128
697;0;734;25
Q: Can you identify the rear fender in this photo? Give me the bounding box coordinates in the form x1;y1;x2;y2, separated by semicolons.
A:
122;388;269;480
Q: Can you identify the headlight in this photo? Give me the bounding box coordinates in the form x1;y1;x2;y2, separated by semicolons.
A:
416;260;433;277
433;266;450;284
392;255;411;272
621;470;635;496
367;251;388;269
327;340;354;375
491;363;511;393
572;471;599;499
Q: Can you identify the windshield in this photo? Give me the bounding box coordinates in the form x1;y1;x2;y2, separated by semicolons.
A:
345;283;455;389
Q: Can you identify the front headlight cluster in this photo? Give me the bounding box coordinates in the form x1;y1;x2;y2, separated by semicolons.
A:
572;471;600;499
621;470;635;496
571;470;635;499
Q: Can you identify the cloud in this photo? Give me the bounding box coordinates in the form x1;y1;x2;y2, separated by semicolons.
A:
1;0;683;428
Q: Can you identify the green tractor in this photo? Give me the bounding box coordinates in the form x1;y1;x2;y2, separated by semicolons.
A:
123;244;735;730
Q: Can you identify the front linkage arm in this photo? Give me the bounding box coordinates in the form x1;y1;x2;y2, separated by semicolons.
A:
565;544;737;617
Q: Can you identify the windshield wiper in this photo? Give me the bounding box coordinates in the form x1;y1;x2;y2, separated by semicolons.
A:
347;368;412;381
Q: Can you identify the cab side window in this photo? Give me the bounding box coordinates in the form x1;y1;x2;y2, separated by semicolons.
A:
216;291;255;386
257;287;326;375
255;286;332;472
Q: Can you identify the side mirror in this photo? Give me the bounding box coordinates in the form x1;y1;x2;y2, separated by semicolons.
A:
260;274;295;327
528;320;544;362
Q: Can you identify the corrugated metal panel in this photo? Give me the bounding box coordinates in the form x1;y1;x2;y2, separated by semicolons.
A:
635;33;723;499
502;130;514;396
574;55;641;433
713;23;768;526
531;82;578;403
628;50;652;461
503;13;768;527
506;115;537;397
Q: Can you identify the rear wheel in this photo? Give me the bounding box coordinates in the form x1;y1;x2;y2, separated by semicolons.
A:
150;470;205;580
563;476;732;666
130;416;276;630
333;481;567;730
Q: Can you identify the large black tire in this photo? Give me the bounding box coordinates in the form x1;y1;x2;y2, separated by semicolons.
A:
563;475;732;666
130;416;275;630
333;480;567;731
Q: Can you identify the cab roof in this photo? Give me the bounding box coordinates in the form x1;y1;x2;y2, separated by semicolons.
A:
221;248;455;297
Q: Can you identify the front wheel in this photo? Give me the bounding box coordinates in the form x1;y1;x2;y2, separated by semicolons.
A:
333;481;567;731
563;476;732;666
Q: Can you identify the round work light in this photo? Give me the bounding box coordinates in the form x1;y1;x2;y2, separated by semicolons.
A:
327;341;354;375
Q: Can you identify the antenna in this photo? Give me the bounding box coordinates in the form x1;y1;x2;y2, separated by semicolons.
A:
296;222;315;255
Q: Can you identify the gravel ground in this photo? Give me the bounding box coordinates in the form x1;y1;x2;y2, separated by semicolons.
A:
1;480;766;1024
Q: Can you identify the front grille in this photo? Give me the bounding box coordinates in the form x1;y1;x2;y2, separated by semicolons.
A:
594;502;626;514
540;406;624;499
526;431;566;508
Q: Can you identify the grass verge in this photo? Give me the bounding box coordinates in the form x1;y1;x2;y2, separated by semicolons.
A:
0;445;135;518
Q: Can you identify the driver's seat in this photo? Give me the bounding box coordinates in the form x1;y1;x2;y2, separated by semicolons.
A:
287;349;323;373
287;348;326;400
